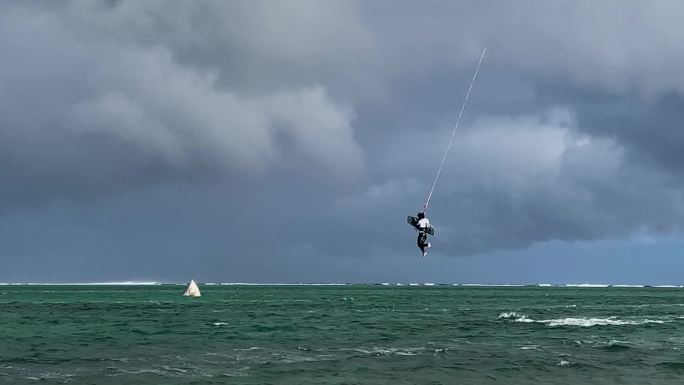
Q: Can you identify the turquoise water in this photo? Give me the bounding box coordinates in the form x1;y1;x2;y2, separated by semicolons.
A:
2;285;684;384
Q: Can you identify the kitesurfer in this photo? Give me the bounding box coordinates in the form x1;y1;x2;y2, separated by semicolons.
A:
416;212;431;257
408;49;485;259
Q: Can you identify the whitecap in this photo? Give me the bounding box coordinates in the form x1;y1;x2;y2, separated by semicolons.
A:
498;312;519;319
14;281;161;285
500;312;535;323
81;281;160;285
160;366;190;374
219;282;348;286
499;312;668;327
353;347;424;356
544;317;666;327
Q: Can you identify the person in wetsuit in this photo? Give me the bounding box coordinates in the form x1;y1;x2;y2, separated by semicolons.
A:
416;212;431;257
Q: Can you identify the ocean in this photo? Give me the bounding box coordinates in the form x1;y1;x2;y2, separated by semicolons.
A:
2;284;684;384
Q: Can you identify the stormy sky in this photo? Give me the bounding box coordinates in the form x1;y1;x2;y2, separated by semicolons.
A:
2;1;684;284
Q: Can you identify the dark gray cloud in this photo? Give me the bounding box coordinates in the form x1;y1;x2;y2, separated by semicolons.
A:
0;1;365;207
2;1;684;282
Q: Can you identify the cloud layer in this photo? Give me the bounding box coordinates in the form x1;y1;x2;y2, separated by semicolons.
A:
2;1;684;281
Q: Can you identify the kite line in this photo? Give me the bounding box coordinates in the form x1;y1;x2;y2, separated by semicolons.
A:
422;48;487;212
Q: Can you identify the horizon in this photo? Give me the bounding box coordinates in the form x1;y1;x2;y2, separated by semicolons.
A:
2;281;684;287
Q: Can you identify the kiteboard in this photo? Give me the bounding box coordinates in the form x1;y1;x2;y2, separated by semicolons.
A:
407;216;435;236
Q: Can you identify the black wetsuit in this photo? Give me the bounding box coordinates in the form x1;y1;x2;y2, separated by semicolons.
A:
417;231;429;253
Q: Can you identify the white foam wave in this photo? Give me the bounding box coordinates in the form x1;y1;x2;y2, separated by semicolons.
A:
89;281;161;285
498;312;523;319
565;284;610;287
17;281;161;285
611;285;645;288
212;322;229;326
114;367;191;377
353;347;424;356
498;312;534;322
26;372;75;381
544;317;666;327
463;283;525;287
216;283;348;286
499;312;668;327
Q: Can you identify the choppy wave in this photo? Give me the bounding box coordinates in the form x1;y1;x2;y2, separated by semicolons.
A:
656;361;684;370
352;347;425;356
546;318;666;327
499;312;668;327
600;341;632;351
498;312;525;319
5;284;684;384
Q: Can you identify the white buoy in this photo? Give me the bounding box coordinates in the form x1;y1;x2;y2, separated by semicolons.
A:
183;279;201;297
